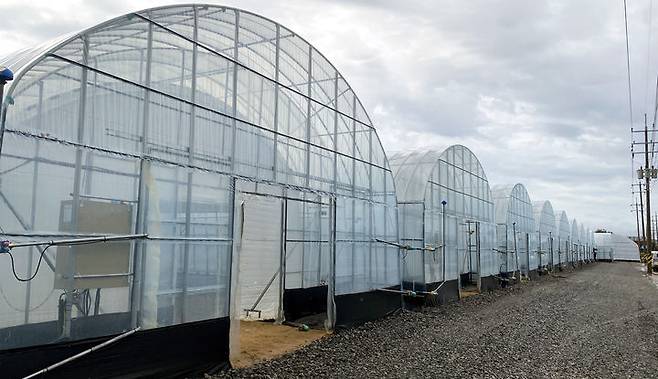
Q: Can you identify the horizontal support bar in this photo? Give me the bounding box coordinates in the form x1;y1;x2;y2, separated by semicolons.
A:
74;272;133;279
8;234;148;248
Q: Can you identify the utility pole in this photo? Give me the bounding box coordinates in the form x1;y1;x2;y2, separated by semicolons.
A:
632;200;641;242
633;182;646;247
637;114;655;273
640;186;647;244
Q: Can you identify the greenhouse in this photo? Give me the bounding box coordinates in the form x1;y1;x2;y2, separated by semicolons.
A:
389;145;497;302
0;4;399;377
532;200;556;270
554;210;570;268
492;184;536;279
594;232;639;262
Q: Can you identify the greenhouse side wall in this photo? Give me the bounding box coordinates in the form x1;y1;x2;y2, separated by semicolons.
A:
0;4;401;376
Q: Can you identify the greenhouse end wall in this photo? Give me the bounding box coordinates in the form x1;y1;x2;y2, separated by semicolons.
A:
492;184;537;277
0;4;399;377
390;145;497;297
532;200;556;269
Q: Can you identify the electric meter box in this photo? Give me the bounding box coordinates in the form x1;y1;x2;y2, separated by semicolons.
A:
54;199;133;289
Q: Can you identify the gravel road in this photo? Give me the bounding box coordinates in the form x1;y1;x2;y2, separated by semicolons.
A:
214;262;658;378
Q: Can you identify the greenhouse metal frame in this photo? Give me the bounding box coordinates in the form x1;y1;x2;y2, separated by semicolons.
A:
0;3;602;378
594;232;639;262
0;4;399;376
492;184;537;279
570;219;579;265
532;200;556;270
554;210;570;269
389;145;498;301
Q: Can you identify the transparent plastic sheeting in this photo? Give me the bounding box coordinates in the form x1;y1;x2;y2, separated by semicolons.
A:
389;146;496;290
553;210;571;267
594;232;640;262
0;4;398;350
579;224;587;261
492;184;537;275
532;201;556;269
570;219;579;263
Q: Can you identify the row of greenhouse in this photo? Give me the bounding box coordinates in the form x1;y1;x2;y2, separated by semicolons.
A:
390;148;596;301
0;4;601;378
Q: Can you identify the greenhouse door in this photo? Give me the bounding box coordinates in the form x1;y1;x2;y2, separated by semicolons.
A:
282;195;332;326
235;193;284;321
459;220;481;296
229;190;335;364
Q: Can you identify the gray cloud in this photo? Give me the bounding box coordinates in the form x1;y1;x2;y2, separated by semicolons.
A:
0;0;647;236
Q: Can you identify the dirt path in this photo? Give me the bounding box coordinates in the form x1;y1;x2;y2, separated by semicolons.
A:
213;262;658;378
232;321;327;368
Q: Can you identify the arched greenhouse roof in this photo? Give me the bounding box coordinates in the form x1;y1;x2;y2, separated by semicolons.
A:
532;200;556;234
389;145;490;204
571;219;579;243
554;210;569;239
491;183;535;233
0;3;396;200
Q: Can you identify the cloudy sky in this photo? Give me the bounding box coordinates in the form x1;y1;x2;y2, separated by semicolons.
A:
0;0;652;237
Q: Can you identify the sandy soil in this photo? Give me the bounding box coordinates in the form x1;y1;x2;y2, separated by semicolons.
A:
231;320;328;368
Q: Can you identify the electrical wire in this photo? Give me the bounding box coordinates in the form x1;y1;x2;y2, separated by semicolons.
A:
625;0;635;130
3;236;144;283
4;244;52;282
646;0;654;114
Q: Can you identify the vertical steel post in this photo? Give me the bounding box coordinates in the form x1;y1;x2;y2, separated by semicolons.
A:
644;114;653;273
525;233;530;277
229;11;240;174
272;24;280;181
537;230;542;271
441;200;447;284
327;197;337;330
179;6;199;323
130;21;153;329
304;46;312;187
23;81;43;324
62;35;90;339
475;221;481;291
557;235;562;270
512;222;519;279
548;232;553;269
277;195;287;323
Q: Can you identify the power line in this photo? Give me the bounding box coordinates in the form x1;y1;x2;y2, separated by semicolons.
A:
624;0;634;129
645;0;658;167
627;0;639;201
646;0;654;113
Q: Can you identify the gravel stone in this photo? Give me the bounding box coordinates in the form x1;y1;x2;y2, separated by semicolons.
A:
211;262;658;379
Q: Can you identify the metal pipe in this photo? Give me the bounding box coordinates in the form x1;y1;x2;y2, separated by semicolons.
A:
548;231;553;269
74;272;133;279
377;288;418;296
24;81;44;324
441;200;447;285
8;234;148;249
23;327;141;379
512;222;519;278
537;231;542;270
525;232;530;277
